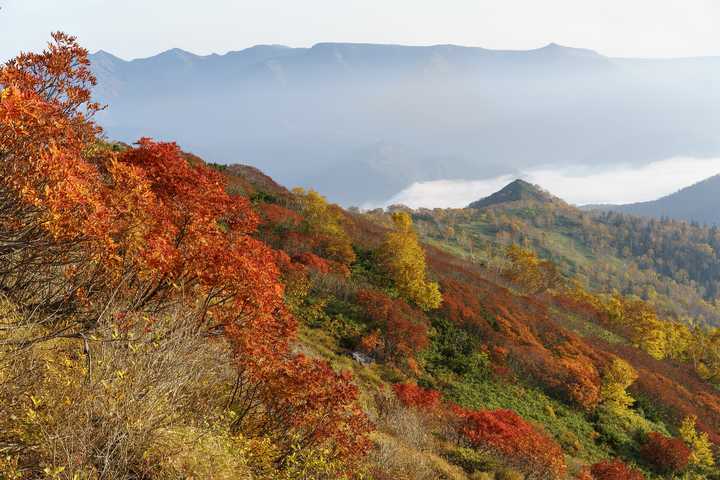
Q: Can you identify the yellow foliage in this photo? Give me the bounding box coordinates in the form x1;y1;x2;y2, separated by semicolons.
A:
680;415;715;468
379;212;441;311
503;244;562;294
293;188;356;265
600;358;637;414
145;427;254;479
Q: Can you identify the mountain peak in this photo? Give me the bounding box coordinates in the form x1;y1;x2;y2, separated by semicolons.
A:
468;179;558;209
535;42;602;58
91;49;123;61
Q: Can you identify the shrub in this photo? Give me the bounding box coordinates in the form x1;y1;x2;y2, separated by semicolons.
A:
456;408;566;479
590;460;645;480
356;289;429;362
442;446;501;474
639;432;690;474
392;383;443;411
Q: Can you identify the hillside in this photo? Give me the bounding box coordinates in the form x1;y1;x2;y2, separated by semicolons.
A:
586;174;720;226
4;33;720;480
468;179;561;209
88;43;720;205
411;179;720;327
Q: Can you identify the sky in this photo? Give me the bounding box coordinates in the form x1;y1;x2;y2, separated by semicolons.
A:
374;158;720;209
2;0;719;62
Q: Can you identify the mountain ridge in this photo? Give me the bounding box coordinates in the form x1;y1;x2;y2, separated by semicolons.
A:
584;174;720;225
87;42;720;205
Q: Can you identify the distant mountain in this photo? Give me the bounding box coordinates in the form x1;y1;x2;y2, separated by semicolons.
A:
585;174;720;225
88;42;720;205
468;179;560;208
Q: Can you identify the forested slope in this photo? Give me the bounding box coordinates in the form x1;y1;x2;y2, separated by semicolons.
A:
400;181;720;327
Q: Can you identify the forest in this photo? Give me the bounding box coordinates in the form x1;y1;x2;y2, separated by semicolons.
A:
2;34;720;480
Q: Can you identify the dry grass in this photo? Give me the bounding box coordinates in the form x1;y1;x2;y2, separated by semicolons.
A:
0;307;237;479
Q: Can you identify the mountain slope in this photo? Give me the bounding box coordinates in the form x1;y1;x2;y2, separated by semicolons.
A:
468;179;560;209
88;43;720;205
587;174;720;225
412;179;720;326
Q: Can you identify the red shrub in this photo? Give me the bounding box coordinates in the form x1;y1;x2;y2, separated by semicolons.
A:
590;460;645;480
356;289;429;362
293;252;334;274
456;408;566;478
392;383;443;411
233;353;373;464
640;432;690;474
258;202;302;227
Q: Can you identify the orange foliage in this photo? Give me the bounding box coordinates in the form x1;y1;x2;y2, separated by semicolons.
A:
590;460;645;480
232;353;373;463
455;407;567;479
0;33;371;466
356;289;429;362
258;202;303;228
392;383;443;411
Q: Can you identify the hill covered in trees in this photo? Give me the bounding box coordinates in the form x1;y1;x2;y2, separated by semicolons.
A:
586;174;720;226
405;179;720;327
3;34;720;480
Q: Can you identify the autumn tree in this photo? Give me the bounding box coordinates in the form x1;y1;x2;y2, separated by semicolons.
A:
378;212;441;311
292;187;356;266
600;357;638;414
0;33;373;474
679;415;715;469
503;244;563;294
392;383;443;411
0;32;105;318
356;288;429;363
229;353;372;466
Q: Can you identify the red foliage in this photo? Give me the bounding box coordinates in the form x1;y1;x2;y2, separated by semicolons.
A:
356;289;429;362
0;33;372;466
293;252;334;274
455;408;566;478
258;202;302;228
292;252;350;276
640;432;690;474
590;460;645;480
392;383;443;411
234;353;373;463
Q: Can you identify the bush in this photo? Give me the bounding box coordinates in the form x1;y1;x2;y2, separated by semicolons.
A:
456;408;566;479
393;383;443;411
639;432;690;474
590;460;645;480
442;446;501;474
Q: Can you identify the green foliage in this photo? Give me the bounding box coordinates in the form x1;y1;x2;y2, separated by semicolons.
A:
594;404;669;454
251;189;277;204
442;446;501;474
446;378;609;462
422;316;490;381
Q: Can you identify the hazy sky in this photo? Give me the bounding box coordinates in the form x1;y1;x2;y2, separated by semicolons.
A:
2;0;719;61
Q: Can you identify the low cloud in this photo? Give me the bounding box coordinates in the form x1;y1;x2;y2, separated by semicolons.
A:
372;157;720;209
